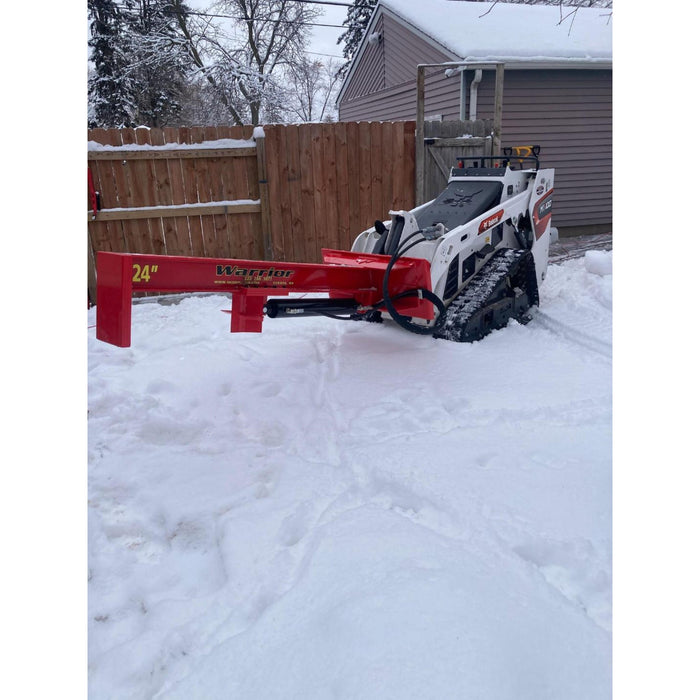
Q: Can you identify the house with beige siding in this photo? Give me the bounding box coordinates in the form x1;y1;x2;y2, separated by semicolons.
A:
337;0;613;236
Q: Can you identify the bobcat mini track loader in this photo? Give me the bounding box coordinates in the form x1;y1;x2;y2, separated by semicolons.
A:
96;146;554;347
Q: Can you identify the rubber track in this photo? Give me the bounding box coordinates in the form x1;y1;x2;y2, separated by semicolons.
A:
434;248;538;343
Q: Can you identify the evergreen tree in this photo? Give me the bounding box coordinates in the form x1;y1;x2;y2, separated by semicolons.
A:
88;0;193;128
336;0;377;80
88;0;134;127
124;0;193;127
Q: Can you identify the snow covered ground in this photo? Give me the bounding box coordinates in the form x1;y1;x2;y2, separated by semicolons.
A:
87;249;612;699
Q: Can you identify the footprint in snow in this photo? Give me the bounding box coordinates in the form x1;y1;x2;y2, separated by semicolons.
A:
257;382;282;398
277;503;313;548
145;379;178;395
217;382;232;397
475;452;498;470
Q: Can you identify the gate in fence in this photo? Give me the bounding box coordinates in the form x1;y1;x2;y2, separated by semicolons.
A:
421;119;494;203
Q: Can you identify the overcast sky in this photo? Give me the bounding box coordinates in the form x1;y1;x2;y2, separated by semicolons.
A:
307;3;348;58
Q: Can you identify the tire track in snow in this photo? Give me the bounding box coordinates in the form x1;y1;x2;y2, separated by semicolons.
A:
548;239;612;264
343;394;611;446
530;310;612;360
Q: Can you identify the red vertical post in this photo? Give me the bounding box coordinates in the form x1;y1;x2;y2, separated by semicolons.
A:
96;252;134;347
230;290;269;333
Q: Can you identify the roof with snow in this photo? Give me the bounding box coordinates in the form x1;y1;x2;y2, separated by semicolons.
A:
377;0;612;64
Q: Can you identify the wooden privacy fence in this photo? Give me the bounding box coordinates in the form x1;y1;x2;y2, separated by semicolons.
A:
87;121;416;303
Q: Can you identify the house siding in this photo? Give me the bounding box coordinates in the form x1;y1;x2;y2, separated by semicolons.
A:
339;68;462;122
472;69;612;228
343;15;386;101
383;14;454;88
339;12;458;121
337;10;612;233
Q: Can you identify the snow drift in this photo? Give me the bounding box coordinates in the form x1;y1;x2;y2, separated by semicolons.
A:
88;251;612;699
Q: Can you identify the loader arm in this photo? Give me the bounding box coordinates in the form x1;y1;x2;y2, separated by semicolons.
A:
96;250;434;347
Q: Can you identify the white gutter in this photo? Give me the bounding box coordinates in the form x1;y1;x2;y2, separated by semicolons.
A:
464;57;613;70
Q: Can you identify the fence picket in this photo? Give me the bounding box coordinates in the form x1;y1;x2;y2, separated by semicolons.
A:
381;121;395;216
403;121;416;211
334;121;351;251
276;126;295;261
190;127;218;257
265;125;286;261
358;123;373;230
176;127;205;257
148;129;177;255
309;123;325;263
345;121;362;240
161;127;192;255
242;127;261;259
284;125;304;262
204;126;230;258
321;123;339;252
298;125;318;263
369;122;384;221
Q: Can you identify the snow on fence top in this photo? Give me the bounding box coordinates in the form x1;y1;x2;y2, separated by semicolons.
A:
379;0;612;63
87;138;256;152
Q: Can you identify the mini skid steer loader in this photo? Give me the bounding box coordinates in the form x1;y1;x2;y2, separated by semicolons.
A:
96;146;554;347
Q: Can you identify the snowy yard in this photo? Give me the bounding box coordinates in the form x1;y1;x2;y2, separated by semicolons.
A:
87;250;612;699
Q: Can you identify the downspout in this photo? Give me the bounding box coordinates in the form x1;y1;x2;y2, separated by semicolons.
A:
469;69;483;121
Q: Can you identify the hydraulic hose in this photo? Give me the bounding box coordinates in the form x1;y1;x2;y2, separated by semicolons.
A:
380;232;447;335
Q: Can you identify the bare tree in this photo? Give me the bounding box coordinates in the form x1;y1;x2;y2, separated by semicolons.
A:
466;0;612;34
170;0;321;125
284;56;343;123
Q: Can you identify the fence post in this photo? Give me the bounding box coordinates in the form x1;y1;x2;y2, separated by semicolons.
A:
254;127;274;260
493;63;504;157
415;65;426;205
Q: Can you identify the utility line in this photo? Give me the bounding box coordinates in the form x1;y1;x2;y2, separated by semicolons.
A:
306;50;344;58
114;3;377;29
105;3;349;56
170;8;347;28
